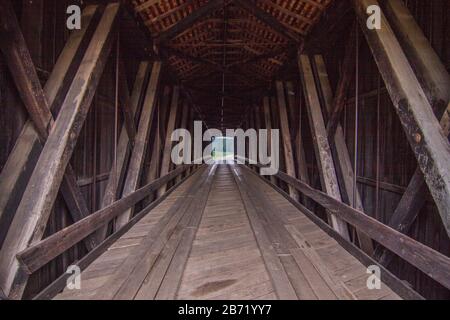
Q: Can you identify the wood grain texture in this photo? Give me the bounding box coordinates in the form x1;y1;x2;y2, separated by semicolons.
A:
54;164;404;300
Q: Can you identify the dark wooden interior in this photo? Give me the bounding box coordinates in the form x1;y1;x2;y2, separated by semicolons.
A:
0;0;449;300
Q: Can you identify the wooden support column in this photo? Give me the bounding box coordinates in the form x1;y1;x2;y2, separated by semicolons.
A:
313;55;374;255
353;0;450;236
118;61;138;144
382;0;450;110
262;97;277;184
95;61;151;242
176;101;191;182
298;54;350;241
325;26;357;139
371;0;450;263
0;3;120;299
0;0;51;139
285;81;310;188
276;81;300;202
115;61;162;230
145;86;172;193
158;86;180;196
0;5;101;249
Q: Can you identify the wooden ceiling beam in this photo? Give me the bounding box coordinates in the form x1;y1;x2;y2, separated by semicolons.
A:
156;0;228;43
234;0;303;44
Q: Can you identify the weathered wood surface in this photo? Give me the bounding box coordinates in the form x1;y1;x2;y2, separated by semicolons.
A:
0;3;120;299
353;0;450;237
115;61;162;230
275;81;300;202
373;0;450;265
313;55;374;255
0;0;51;140
158;86;180;196
0;4;101;250
16;165;191;275
269;167;450;291
325;25;358;139
298;54;350;241
53;164;404;300
95;61;151;243
262;97;277;185
34;165;201;300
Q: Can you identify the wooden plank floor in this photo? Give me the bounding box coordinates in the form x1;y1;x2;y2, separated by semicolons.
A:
54;164;401;300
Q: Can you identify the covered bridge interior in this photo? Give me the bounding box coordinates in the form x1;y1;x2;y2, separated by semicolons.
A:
0;0;449;300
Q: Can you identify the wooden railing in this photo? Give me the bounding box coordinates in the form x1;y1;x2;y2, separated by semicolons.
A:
246;163;450;290
16;165;194;275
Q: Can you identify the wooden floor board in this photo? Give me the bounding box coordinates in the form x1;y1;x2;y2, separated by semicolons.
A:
54;164;403;300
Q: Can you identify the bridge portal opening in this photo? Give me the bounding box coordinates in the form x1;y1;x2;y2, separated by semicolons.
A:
212;137;234;161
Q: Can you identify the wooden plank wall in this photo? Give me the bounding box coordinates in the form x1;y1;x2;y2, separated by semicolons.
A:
259;0;449;300
316;0;450;299
0;0;161;298
0;0;448;300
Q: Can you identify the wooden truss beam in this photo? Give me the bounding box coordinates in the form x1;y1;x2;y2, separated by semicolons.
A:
382;0;450;111
285;82;310;189
234;0;303;44
325;25;358;139
266;168;450;291
158;86;181;196
353;0;450;236
372;0;450;264
156;0;226;43
298;54;351;241
0;0;51;140
16;165;192;275
0;5;101;249
0;3;119;299
144;86;171;204
115;61;162;231
262;97;277;185
118;60;138;144
275;81;300;202
175;101;191;183
313;55;374;255
95;61;151;243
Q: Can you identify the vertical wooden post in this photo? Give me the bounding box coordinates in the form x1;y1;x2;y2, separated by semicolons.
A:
372;0;450;263
353;0;450;236
262;97;277;185
325;26;358;138
176;101;190;182
158;86;181;196
285;81;310;188
276;81;300;202
382;0;450;110
21;0;44;68
0;0;51;139
314;55;374;254
115;61;162;230
298;54;350;241
0;5;101;249
145;86;172;192
95;61;151;242
0;3;120;299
